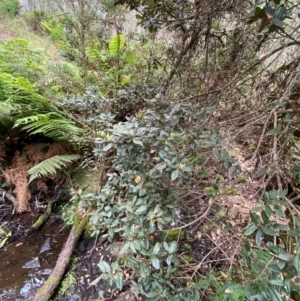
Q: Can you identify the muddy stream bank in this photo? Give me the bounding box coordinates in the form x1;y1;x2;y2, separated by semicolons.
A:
0;210;108;301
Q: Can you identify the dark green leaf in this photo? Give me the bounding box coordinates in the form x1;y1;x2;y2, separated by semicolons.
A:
261;226;279;236
129;242;136;253
119;242;130;254
152;258;160;269
152;242;160;255
270;17;284;28
133;138;143;146
264;205;272;217
267;125;282;135
139;249;150;256
213;148;221;160
136;205;148;214
139;188;147;197
155;163;167;171
171;169;179;181
284;262;298;278
277;260;286;270
163;241;169;252
265;287;282;301
181;165;194;172
269;279;284;286
168;241;177;254
243;224;258;236
115;275;124;290
293;255;300;271
265;4;276;17
255;229;263;246
267;264;282;273
261;210;270;224
250;212;261;225
295;240;300;256
279;189;288;198
275;5;286;20
245;240;250;252
98;261;111;273
224;283;245;295
277;224;289;231
275;207;285;218
166;256;172;265
254;167;268;178
277;251;293;262
146;291;158;298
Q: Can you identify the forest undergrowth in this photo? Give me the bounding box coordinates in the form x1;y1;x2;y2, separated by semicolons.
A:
1;1;300;300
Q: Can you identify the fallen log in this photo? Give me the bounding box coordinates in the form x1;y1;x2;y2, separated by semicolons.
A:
33;212;89;301
30;190;66;231
30;201;53;231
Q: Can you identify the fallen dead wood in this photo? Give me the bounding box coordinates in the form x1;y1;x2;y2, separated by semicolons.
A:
33;212;89;301
30;200;53;231
0;189;18;212
30;190;66;231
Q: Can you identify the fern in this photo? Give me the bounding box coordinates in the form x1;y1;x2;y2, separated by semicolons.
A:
0;103;15;138
0;73;54;117
41;20;63;41
0;39;45;82
109;34;126;57
28;154;80;183
14;112;85;140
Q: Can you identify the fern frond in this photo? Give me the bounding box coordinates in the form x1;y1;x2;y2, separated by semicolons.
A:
109;34;125;57
14;113;85;140
0;102;15;136
61;62;83;78
41;20;63;40
0;73;54;117
28;154;80;183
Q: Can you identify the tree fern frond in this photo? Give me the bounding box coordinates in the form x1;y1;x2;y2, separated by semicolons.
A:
14;113;85;140
0;102;15;135
109;34;126;57
61;62;82;78
0;72;53;115
28;154;80;183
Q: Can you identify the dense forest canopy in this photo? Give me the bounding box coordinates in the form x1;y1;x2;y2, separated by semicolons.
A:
1;0;300;300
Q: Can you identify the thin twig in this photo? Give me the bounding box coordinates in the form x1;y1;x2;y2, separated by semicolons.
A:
163;202;215;231
284;196;300;220
250;108;276;162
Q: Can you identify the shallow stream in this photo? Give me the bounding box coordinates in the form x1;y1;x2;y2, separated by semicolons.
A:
0;211;106;301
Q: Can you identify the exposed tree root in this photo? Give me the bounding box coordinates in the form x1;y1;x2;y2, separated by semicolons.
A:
33;212;89;301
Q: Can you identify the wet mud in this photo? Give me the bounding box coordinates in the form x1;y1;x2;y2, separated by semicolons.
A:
0;211;108;301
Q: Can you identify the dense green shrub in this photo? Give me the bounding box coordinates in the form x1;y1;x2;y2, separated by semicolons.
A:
64;85;237;300
0;0;19;17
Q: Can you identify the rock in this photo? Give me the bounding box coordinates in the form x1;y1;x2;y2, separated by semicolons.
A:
22;257;41;269
40;237;51;253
